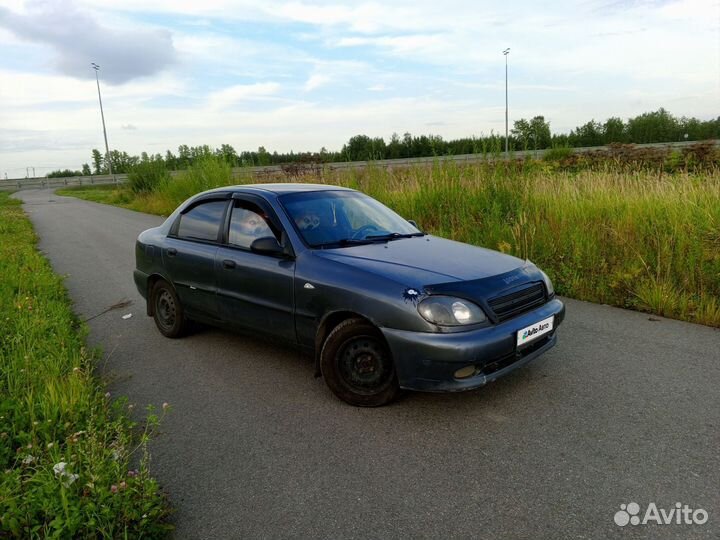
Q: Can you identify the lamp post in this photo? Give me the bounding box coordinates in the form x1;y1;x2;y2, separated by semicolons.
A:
91;63;114;181
503;48;510;156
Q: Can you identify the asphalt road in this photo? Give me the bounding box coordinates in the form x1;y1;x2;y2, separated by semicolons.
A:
15;189;720;539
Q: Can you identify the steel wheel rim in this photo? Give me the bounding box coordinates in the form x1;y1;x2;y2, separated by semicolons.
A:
156;289;176;331
337;335;393;395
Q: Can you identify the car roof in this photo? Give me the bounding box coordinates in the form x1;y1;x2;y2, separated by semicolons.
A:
204;183;356;196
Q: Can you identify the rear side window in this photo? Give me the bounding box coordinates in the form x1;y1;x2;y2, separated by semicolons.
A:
176;200;227;241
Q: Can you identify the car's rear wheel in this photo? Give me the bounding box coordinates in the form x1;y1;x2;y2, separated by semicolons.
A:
152;280;188;338
320;318;400;407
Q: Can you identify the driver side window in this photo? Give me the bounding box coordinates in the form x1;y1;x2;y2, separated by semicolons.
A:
228;203;277;249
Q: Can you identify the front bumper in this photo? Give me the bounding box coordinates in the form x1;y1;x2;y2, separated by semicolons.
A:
381;298;565;392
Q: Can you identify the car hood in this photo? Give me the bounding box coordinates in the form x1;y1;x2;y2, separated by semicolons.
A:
314;235;526;286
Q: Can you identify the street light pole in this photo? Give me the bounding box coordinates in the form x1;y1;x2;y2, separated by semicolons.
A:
503;48;510;156
91;63;114;181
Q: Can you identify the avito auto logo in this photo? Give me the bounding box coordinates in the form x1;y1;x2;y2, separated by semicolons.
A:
522;322;549;341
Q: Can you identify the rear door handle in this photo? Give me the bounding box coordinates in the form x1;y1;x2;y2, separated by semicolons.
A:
222;259;236;269
167;248;177;257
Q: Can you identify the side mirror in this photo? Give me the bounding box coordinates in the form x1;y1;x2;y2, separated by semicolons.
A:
250;236;285;256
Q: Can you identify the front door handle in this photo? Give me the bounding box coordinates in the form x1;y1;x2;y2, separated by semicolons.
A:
167;248;177;257
222;259;236;269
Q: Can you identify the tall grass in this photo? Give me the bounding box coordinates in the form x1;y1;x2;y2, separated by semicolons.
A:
0;193;171;537
58;157;720;327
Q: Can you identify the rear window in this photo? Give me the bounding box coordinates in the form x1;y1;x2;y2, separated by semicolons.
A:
176;200;227;241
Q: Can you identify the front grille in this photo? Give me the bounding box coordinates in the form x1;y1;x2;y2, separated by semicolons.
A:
488;282;546;322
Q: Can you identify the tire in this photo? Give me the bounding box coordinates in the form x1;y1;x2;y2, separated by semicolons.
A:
151;279;188;338
320;318;400;407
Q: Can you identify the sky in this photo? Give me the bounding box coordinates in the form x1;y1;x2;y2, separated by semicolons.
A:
0;0;718;178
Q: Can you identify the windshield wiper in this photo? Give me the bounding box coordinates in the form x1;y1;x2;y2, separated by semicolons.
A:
365;232;426;241
313;232;425;249
313;238;375;249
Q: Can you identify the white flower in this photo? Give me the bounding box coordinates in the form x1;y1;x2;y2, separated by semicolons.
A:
53;462;67;476
62;473;79;488
22;455;36;465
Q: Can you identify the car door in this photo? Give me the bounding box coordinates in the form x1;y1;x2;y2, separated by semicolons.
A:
215;195;296;342
163;197;230;319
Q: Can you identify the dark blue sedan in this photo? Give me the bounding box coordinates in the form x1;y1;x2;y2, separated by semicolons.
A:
134;183;565;406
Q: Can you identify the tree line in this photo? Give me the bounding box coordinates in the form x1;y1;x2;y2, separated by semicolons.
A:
48;108;719;177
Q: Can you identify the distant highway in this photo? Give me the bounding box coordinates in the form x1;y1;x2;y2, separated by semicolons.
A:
3;139;717;192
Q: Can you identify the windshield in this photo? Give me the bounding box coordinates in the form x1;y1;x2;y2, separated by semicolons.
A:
279;190;422;248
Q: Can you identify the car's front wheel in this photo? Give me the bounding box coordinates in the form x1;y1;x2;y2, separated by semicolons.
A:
320;318;400;407
151;279;188;338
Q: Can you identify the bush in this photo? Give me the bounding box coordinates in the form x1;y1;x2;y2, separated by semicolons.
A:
128;160;170;194
542;146;573;162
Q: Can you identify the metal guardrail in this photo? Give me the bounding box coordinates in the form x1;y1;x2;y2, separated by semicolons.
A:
2;139;717;192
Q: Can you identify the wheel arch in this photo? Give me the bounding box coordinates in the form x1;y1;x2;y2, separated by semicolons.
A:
146;273;175;316
313;310;383;377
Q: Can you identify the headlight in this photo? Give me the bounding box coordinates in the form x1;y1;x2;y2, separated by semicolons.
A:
526;260;554;297
418;296;487;326
540;270;555;296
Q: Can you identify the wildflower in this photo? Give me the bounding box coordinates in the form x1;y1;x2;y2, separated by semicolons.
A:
47;442;54;449
119;481;127;490
128;404;135;411
33;421;39;426
162;402;169;411
110;484;118;494
104;392;111;399
127;469;139;477
53;462;67;476
62;474;79;488
73;367;81;373
22;455;35;465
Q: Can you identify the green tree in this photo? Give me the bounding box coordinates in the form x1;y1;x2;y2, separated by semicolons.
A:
47;169;82;178
91;149;104;174
625;108;679;143
603;117;625;143
165;150;177;170
257;146;271;166
569;120;604;147
81;163;91;176
216;144;238;165
342;135;374;161
512;117;551;150
177;145;191;169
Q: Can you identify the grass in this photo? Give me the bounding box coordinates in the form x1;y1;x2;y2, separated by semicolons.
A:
0;192;172;537
57;157;720;327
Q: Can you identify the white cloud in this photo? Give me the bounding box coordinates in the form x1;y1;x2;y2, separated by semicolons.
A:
207;82;282;109
304;74;332;91
0;1;176;84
